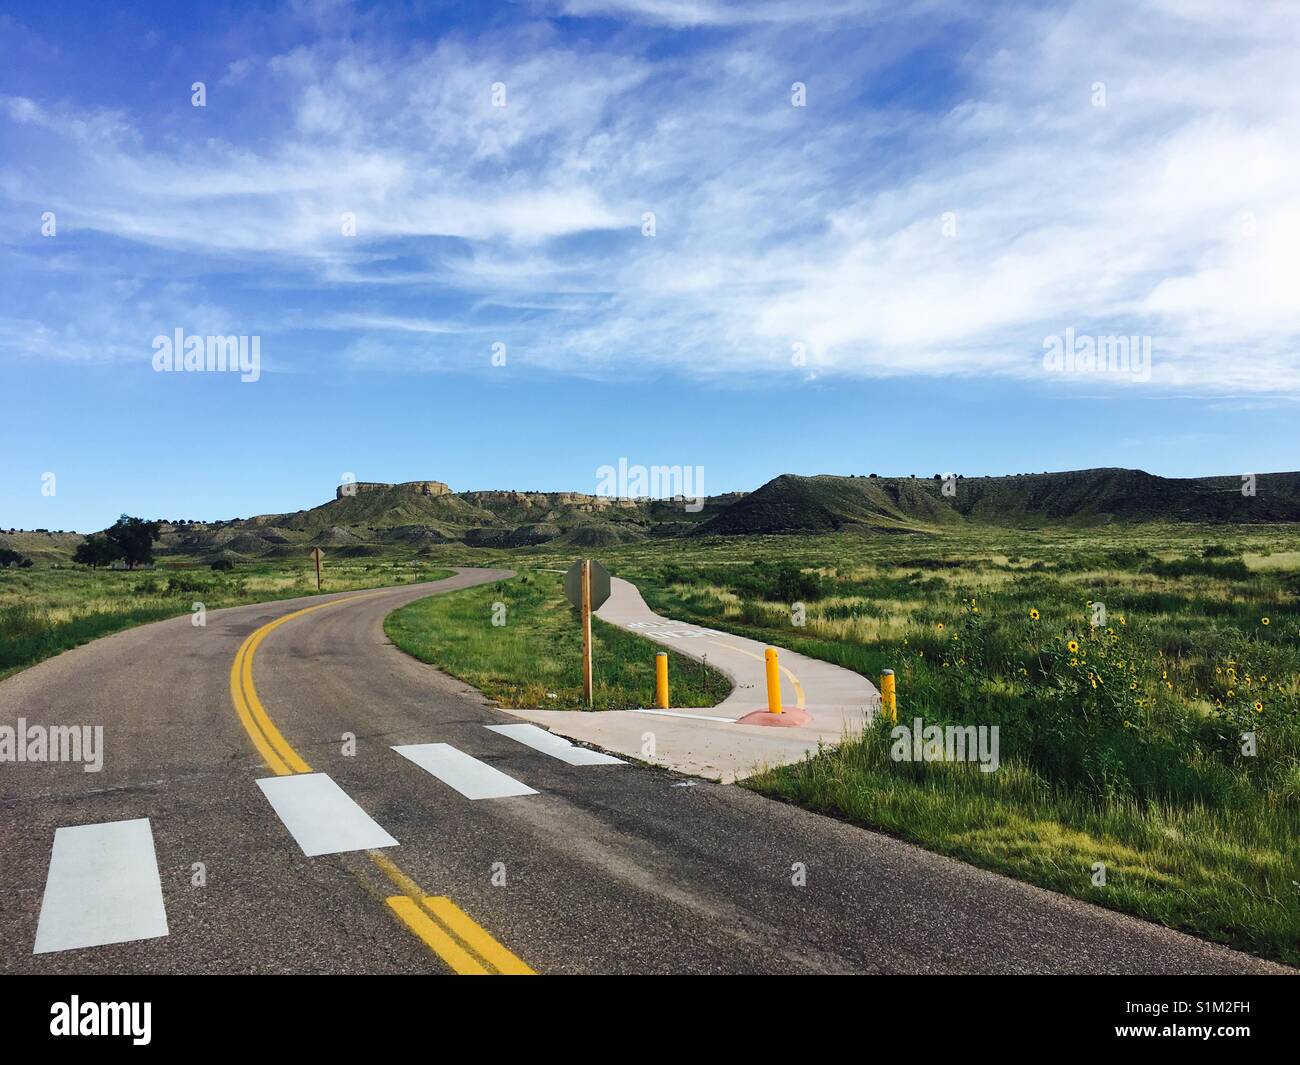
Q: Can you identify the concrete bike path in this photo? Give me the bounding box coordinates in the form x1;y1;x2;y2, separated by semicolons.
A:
505;577;879;782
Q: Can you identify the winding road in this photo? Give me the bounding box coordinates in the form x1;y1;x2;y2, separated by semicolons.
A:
0;568;1286;974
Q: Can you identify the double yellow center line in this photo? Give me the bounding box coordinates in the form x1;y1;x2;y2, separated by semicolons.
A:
230;597;348;775
229;592;535;975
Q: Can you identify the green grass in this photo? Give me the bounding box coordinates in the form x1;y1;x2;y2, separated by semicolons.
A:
0;559;453;679
747;726;1299;964
384;570;730;710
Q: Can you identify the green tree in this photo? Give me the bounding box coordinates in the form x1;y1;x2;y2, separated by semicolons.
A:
104;515;161;570
73;533;121;569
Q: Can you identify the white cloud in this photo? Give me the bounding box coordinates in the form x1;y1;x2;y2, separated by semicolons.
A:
2;1;1298;396
553;0;872;27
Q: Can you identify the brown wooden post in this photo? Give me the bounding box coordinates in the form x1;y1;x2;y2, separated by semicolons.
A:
581;558;593;708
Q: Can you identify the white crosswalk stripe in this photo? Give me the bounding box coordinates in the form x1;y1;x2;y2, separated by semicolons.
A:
485;723;625;765
392;742;538;799
257;772;399;856
34;817;169;955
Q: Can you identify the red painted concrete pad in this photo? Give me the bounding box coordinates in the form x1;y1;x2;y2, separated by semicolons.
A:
735;707;812;727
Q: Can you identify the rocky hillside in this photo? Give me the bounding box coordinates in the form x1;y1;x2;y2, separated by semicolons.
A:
151;481;744;561
694;469;1300;536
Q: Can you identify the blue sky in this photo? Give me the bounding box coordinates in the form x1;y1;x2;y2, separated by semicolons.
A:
3;0;1298;531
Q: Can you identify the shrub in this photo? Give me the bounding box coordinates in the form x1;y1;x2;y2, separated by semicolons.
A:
164;574;210;594
1145;556;1250;580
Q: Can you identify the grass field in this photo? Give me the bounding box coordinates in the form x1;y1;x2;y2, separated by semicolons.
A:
0;559;453;679
385;570;729;710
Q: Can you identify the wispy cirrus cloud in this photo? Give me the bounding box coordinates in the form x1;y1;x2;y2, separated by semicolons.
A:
550;0;876;27
1;1;1298;395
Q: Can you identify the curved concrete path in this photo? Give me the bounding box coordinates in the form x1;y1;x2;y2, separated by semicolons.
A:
505;577;879;782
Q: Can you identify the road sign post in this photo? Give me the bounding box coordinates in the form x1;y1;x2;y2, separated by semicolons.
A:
564;559;611;710
310;547;324;591
582;560;593;708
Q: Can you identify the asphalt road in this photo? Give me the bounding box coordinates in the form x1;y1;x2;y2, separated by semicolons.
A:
0;568;1288;974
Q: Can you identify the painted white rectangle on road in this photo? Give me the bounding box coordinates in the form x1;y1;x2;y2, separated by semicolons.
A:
485;724;625;766
34;817;169;955
392;743;538;799
257;773;398;856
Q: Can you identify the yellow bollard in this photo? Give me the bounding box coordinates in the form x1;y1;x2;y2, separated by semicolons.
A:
765;647;782;714
881;669;896;723
655;652;669;709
